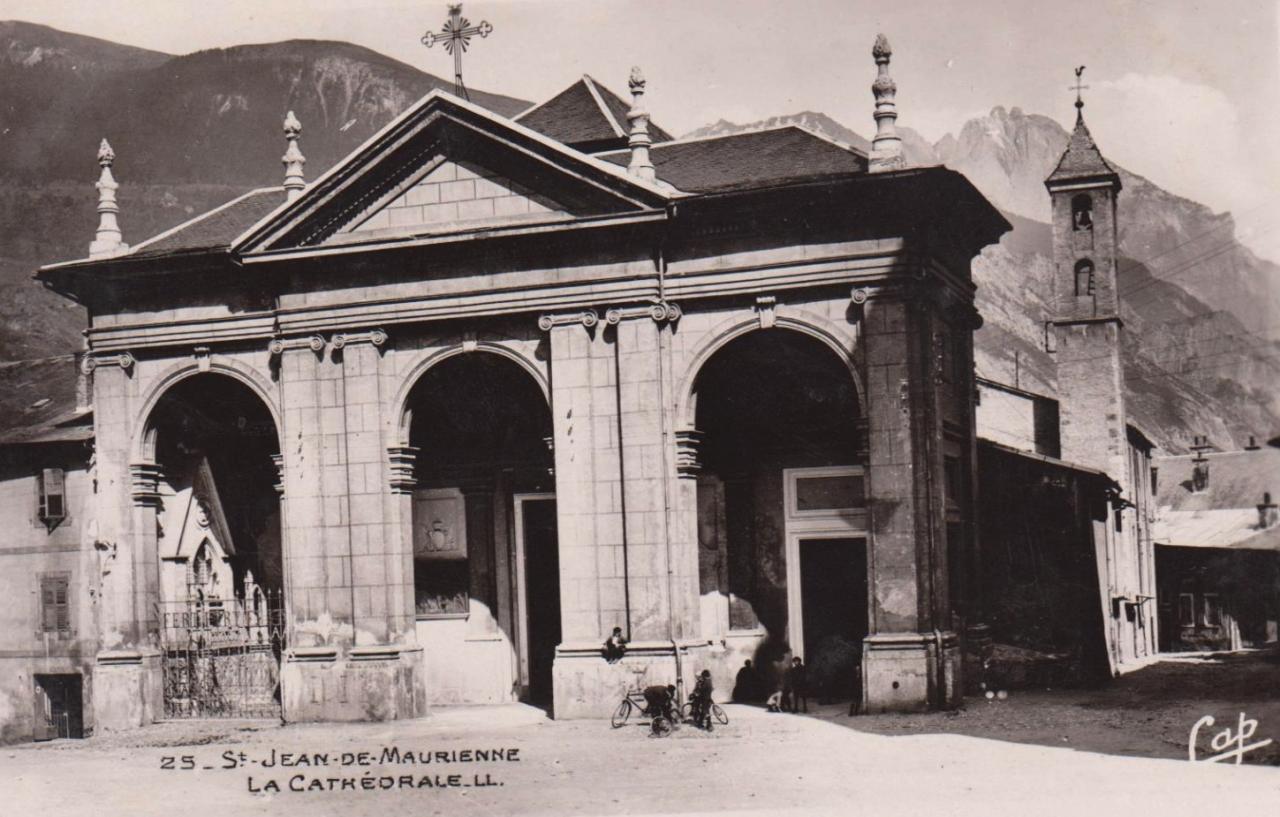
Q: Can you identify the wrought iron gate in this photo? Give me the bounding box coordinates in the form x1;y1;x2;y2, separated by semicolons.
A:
158;590;284;719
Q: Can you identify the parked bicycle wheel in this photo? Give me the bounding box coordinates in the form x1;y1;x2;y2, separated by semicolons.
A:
611;698;633;729
711;703;729;725
650;715;674;738
679;701;694;722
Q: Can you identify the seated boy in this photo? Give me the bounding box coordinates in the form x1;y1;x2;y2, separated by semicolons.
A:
602;626;628;663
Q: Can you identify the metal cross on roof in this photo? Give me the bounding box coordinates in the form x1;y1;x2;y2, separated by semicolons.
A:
421;3;494;101
1071;65;1089;110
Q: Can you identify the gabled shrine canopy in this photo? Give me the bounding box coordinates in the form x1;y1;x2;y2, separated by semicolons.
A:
161;456;237;562
37;79;1009;298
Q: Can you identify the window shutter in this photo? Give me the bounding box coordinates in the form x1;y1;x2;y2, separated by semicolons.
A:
39;468;66;520
40;576;70;633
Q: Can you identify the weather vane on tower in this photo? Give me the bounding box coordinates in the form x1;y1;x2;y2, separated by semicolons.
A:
1071;65;1089;111
421;3;494;101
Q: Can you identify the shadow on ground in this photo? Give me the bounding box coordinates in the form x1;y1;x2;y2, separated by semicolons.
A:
807;647;1280;765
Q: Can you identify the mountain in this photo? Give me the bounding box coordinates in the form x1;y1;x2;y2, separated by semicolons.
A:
940;106;1280;340
685;110;1280;452
0;22;531;358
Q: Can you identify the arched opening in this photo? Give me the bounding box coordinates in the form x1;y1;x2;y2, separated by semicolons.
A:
1071;193;1093;231
1074;258;1096;296
404;353;556;707
146;372;283;718
690;329;866;704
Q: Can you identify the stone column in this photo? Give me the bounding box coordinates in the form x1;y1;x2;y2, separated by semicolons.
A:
542;304;695;717
275;331;426;723
87;355;164;732
861;285;959;712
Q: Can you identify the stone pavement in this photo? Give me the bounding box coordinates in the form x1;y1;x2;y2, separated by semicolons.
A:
5;704;1278;816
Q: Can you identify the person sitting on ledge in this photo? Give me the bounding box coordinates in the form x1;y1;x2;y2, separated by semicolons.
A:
603;626;628;663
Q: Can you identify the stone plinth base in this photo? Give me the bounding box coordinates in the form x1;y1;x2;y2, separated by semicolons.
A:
281;645;427;723
92;649;163;733
862;632;961;713
552;640;707;719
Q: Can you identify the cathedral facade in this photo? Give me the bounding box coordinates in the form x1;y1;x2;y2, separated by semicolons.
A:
28;39;1012;731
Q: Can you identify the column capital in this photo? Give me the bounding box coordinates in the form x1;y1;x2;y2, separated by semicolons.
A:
604;301;681;325
675;428;705;479
538;310;599;331
387;445;420;494
82;350;135;374
331;328;388;350
129;461;163;506
268;334;326;356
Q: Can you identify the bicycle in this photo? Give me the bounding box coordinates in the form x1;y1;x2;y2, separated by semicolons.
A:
680;699;729;730
612;685;679;737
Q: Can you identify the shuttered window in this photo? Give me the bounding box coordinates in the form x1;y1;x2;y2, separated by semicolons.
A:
40;574;70;634
39;468;66;522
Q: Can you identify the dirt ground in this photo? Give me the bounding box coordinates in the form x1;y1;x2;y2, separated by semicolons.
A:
4;654;1279;816
815;648;1280;765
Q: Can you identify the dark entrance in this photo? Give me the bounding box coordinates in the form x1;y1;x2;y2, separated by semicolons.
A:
145;373;285;719
521;497;561;709
799;537;868;697
33;673;83;740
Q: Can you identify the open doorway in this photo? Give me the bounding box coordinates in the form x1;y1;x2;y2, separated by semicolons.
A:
34;673;83;740
515;494;560;709
796;537;868;699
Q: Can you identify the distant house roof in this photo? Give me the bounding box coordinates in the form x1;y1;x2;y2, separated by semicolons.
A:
1045;111;1119;187
1154;447;1280;551
597;126;868;193
515;75;674;150
0;355;92;446
1155;448;1279;512
127;187;285;258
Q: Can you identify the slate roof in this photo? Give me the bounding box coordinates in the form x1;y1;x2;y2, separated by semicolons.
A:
1046;111;1119;186
515;75;673;148
127;187;286;258
0;355;92;445
1153;447;1280;551
598;127;868;193
1155;448;1280;513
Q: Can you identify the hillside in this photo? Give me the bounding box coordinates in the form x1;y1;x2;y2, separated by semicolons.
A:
0;22;531;357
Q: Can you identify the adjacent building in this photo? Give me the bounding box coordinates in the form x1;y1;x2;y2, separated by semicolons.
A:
1154;442;1280;651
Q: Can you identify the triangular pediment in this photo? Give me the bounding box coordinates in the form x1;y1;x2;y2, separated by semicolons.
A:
337;157;569;243
234;91;672;254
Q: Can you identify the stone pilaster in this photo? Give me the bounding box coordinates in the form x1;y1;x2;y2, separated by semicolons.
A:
861;285;959;712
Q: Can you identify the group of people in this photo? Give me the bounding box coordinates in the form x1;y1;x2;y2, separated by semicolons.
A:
641;669;716;729
732;657;809;713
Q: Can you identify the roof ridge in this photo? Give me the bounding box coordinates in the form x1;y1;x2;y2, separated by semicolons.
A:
597;123;858;154
580;74;625;139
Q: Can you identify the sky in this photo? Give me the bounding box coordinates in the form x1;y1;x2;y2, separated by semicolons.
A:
4;0;1279;261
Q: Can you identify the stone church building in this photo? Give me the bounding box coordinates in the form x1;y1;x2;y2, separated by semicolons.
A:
2;36;1154;739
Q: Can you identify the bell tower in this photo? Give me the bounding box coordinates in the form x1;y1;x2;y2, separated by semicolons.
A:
1045;71;1127;480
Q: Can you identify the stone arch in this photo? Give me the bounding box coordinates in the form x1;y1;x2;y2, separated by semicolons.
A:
676;309;863;428
391;342;549;446
132;357;282;462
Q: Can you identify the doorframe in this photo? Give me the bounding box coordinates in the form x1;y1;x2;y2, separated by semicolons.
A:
512;492;556;694
782;466;867;659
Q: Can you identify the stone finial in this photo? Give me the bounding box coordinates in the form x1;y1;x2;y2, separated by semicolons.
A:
869;34;904;172
89;138;127;258
625;66;655;182
282;110;307;201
